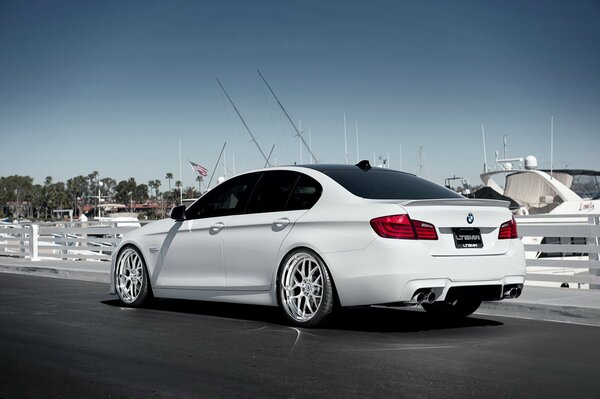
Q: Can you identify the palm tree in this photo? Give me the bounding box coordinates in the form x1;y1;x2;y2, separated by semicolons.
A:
173;180;182;204
154;179;161;198
165;172;173;192
185;186;196;199
148;180;155;199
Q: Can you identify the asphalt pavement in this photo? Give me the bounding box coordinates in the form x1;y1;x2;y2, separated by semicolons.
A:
1;273;599;398
1;255;600;326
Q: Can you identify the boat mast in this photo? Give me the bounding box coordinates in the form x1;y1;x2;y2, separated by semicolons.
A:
481;124;488;173
207;142;227;189
344;113;348;164
309;128;313;163
355;120;360;162
550;115;554;178
256;69;319;163
216;78;271;167
419;145;424;176
299;119;302;164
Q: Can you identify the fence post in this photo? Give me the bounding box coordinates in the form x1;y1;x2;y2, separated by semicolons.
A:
19;225;27;258
29;224;40;261
590;215;600;290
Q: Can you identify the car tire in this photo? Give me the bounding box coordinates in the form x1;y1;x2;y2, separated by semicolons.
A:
422;298;482;318
277;248;334;327
115;246;153;307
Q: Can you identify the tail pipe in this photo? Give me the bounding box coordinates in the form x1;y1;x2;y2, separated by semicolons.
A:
425;291;436;304
503;284;523;299
411;289;439;305
412;292;426;305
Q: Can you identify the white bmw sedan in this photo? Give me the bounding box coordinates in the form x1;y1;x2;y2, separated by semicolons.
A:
110;161;525;327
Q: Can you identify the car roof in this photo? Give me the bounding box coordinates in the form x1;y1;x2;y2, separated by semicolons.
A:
296;163;417;176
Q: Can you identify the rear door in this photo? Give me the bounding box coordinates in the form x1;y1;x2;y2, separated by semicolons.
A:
223;171;322;290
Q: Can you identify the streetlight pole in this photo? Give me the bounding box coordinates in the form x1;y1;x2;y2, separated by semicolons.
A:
97;181;104;218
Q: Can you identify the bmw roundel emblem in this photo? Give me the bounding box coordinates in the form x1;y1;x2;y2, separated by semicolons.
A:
467;213;474;224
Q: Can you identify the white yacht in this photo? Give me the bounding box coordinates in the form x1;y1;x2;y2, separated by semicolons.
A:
479;155;599;215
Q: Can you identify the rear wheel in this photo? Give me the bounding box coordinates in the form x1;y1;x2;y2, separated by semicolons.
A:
422;298;482;318
115;246;153;307
278;249;334;327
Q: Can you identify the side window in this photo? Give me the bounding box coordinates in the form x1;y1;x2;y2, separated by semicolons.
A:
286;174;322;210
185;173;260;219
245;171;300;214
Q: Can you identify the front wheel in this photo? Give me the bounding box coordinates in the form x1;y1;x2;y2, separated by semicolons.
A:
422;298;482;318
277;249;334;327
115;246;153;307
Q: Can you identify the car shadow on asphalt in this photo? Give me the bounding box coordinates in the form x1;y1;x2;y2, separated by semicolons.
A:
328;306;503;332
102;298;503;332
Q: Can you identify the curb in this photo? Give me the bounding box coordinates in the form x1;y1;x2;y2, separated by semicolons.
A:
0;262;110;284
477;300;600;327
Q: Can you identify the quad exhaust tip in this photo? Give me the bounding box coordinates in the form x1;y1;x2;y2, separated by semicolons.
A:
503;287;522;299
413;292;426;305
412;290;437;305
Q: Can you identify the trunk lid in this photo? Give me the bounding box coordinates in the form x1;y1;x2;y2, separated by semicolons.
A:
398;199;512;256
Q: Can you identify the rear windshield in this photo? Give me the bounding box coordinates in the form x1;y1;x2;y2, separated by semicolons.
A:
322;168;462;200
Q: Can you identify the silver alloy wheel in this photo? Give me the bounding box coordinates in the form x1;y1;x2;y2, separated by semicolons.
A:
116;247;145;304
280;252;325;322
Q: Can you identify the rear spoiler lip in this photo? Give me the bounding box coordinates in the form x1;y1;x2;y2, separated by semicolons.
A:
398;198;510;208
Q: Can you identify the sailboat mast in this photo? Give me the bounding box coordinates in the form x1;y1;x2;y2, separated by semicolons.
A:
216;78;271;167
309;128;313;163
207;141;227;189
256;69;319;163
299;119;303;164
419;145;424;176
481;124;488;173
344;113;348;164
550;115;554;177
355;120;360;162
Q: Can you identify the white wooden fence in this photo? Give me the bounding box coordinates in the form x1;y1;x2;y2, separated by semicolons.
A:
516;214;600;288
2;215;600;289
0;222;139;262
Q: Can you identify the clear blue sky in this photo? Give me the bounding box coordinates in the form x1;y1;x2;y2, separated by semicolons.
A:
1;0;599;188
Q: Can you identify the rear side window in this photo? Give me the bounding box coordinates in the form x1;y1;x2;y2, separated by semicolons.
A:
245;171;299;214
244;171;323;214
323;169;461;200
286;175;322;210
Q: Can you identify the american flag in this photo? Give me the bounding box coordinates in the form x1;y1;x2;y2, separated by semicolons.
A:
189;161;208;177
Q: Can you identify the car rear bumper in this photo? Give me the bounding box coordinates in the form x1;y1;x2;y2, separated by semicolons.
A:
321;238;526;307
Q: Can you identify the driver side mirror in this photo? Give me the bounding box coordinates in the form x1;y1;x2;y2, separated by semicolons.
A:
170;205;186;221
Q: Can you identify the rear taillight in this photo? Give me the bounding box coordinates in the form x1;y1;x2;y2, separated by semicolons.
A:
370;214;438;240
498;216;518;239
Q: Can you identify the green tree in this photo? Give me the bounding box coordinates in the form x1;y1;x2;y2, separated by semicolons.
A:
133;183;149;203
114;178;137;205
153;179;161;199
165;172;173;192
0;175;34;218
184;186;196;199
148;180;155;199
66;175;89;214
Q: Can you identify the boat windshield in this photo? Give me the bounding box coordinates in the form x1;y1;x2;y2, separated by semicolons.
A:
567;174;600;199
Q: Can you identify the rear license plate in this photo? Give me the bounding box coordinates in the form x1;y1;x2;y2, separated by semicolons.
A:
453;228;483;248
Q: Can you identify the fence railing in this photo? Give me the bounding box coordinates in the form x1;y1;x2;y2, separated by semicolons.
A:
516;214;600;288
2;215;600;289
0;221;140;262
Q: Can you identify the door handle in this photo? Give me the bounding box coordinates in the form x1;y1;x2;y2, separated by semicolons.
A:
209;222;225;235
272;218;290;232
